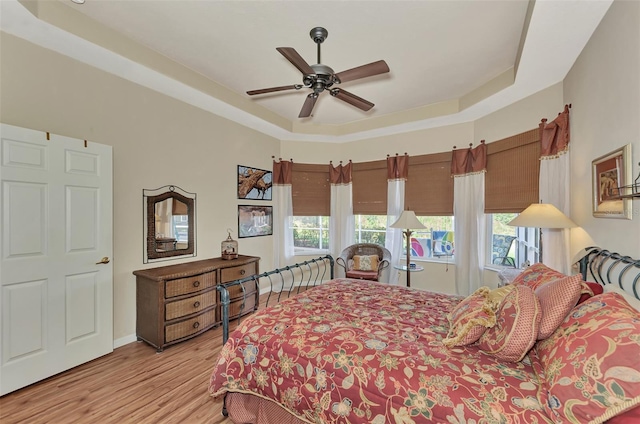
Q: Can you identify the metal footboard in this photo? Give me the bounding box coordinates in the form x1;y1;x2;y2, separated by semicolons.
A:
217;255;334;344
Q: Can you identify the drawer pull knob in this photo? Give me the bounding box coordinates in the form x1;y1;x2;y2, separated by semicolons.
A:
193;301;200;308
193;322;200;329
240;269;246;275
193;281;200;287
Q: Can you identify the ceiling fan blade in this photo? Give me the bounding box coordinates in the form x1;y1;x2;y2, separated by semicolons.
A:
299;93;318;118
334;60;390;84
331;89;374;111
276;47;315;75
247;85;302;95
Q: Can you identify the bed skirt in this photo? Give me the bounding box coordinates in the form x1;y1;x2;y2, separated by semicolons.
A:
225;392;309;424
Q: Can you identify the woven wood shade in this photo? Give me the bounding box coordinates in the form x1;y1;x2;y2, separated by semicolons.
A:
352;160;387;215
406;152;454;216
292;163;330;216
485;128;540;213
172;199;188;215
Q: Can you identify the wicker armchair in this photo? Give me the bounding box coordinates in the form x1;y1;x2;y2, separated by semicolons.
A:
336;243;392;283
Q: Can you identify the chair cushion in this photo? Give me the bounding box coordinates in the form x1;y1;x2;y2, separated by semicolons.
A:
352;255;379;271
345;270;378;280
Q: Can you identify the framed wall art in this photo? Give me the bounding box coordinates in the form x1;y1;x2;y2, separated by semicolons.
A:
237;165;272;200
592;143;632;219
238;205;273;238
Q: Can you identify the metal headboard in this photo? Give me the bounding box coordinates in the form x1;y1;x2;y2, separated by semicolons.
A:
579;247;640;300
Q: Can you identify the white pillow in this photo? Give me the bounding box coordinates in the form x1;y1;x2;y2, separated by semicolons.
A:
603;284;640;312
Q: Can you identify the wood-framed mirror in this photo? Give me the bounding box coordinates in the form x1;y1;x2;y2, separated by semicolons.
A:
143;185;196;263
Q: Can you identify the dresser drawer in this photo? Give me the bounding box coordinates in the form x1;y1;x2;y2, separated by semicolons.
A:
220;262;257;283
165;271;216;298
165;309;216;343
226;281;257;301
165;290;216;321
228;292;257;318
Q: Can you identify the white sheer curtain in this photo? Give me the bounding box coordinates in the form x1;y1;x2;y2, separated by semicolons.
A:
385;180;404;285
451;143;487;296
540;152;571;273
330;162;354;275
453;173;485;296
539;106;572;274
384;155;408;285
273;160;294;268
155;198;174;238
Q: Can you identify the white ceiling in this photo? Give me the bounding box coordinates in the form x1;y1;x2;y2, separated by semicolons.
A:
0;0;613;142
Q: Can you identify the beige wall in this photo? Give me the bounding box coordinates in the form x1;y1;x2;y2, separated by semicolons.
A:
0;33;280;342
564;0;640;258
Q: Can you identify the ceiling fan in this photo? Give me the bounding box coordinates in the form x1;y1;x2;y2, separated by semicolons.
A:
247;27;390;118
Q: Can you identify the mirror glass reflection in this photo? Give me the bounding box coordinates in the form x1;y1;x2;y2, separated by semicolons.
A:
154;198;189;252
143;185;196;263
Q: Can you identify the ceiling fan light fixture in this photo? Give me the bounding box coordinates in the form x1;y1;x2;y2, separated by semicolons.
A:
247;27;389;118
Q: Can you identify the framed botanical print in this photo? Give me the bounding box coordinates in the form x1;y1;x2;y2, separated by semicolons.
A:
592;144;632;219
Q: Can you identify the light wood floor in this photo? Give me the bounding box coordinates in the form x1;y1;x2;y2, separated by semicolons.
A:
0;293;285;424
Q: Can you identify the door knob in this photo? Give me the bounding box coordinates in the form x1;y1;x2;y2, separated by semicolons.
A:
96;257;110;265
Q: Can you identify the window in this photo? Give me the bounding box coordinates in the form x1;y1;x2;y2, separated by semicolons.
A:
354;215;387;245
487;213;539;267
292;216;329;253
172;215;189;243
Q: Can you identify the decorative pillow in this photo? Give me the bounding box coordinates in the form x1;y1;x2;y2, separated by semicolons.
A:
442;287;496;347
603;284;640;312
535;274;583;340
511;263;566;291
577;281;604;305
352;255;379;272
487;284;516;309
533;292;640;424
478;284;541;362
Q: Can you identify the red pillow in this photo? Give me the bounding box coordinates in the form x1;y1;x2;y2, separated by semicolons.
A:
477;284;541;362
577;281;604;304
443;287;495;347
511;263;566;290
533;292;640;423
535;274;583;340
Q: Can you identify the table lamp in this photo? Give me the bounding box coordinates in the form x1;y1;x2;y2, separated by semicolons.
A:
507;203;576;263
390;210;426;287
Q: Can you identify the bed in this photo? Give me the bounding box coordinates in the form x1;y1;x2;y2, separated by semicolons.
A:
209;249;640;423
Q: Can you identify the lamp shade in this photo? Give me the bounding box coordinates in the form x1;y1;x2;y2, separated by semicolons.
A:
390;210;426;230
508;203;577;229
570;227;598;264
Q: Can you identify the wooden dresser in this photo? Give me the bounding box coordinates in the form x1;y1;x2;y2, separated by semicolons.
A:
133;255;259;352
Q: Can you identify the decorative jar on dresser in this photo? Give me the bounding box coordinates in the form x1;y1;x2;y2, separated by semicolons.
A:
133;255;259;352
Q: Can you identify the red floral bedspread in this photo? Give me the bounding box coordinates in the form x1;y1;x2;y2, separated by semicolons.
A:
209;279;552;423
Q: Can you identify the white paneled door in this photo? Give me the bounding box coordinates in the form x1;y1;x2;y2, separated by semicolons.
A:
0;123;113;395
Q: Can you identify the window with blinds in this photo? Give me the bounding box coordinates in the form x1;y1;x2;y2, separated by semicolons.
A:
405;152;454;216
352;160;388;215
485;128;541;213
291;163;330;216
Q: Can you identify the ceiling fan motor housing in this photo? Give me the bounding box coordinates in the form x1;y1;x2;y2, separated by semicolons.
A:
310;27;328;44
247;26;389;118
